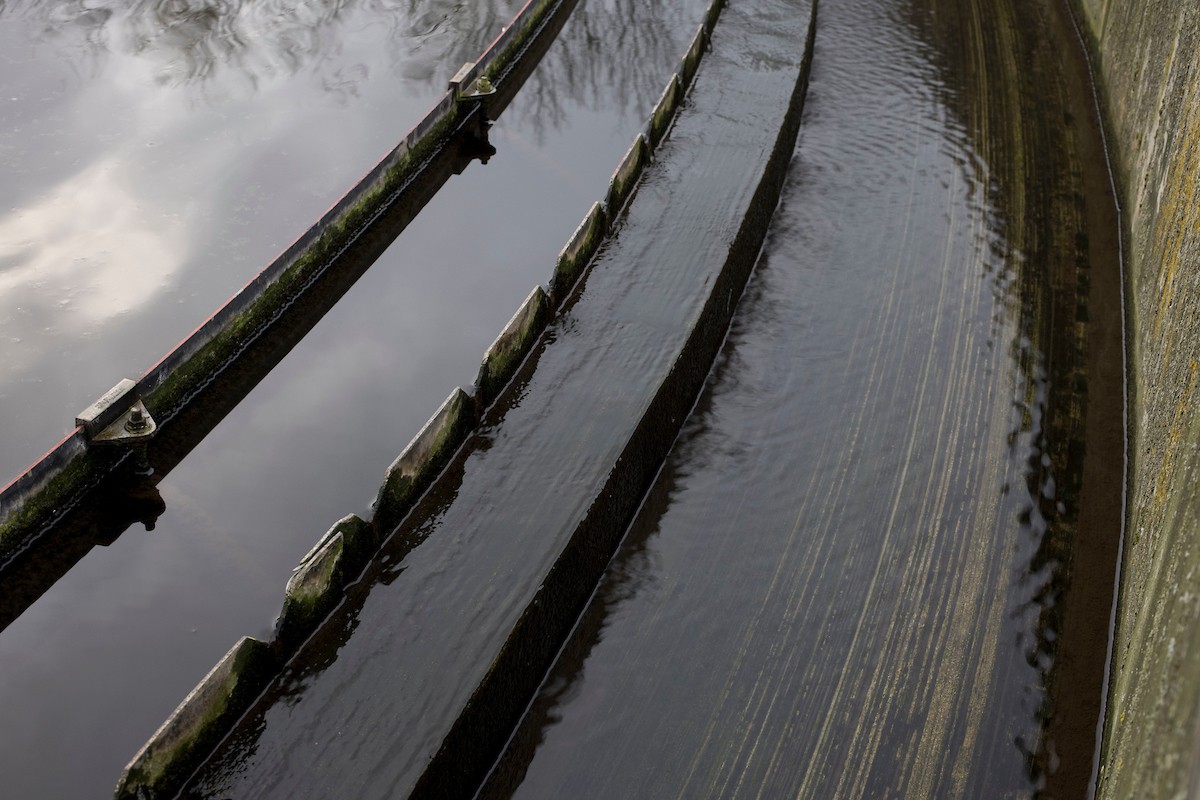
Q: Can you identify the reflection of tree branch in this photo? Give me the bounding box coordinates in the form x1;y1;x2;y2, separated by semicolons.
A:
516;0;700;142
3;0;695;127
3;0;523;93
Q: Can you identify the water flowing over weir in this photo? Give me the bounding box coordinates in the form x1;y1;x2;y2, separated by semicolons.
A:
483;0;1124;795
181;0;816;795
175;0;1122;796
0;0;1125;795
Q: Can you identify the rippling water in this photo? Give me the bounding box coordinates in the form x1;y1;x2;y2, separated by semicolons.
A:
483;0;1123;796
0;0;1123;794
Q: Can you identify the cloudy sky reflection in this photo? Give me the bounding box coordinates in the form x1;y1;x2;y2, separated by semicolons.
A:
0;0;524;478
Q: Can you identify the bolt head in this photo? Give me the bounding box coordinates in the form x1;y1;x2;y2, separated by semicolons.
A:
125;407;149;433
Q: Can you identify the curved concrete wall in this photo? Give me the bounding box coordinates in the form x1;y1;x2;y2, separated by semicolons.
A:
1074;1;1200;795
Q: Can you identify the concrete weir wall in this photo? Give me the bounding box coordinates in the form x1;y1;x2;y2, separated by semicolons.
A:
1072;0;1200;795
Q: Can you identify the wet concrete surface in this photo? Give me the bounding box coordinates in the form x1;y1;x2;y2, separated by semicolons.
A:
0;0;710;795
481;0;1124;797
181;0;813;795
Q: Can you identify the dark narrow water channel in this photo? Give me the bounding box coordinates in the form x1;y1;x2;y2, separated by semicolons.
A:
0;1;711;796
483;0;1123;797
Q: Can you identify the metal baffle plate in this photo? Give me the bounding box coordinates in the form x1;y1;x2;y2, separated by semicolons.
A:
91;399;157;445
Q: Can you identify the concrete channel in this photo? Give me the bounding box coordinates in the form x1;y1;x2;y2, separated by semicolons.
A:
0;0;1197;794
482;0;1126;794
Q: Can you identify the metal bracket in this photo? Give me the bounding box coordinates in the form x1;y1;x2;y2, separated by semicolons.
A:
459;75;496;100
448;61;497;102
92;400;157;445
76;379;157;445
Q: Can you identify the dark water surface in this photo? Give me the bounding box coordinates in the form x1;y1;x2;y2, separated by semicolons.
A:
484;0;1123;797
0;0;710;796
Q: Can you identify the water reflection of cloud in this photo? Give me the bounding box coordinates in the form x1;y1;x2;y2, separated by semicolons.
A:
0;157;185;331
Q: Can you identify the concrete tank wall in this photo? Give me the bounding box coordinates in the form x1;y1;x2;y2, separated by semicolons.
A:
1074;0;1200;795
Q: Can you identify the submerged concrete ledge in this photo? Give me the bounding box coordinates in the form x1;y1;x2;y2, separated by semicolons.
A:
112;0;727;793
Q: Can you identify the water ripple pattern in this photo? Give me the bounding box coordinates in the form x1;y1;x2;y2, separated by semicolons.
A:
484;0;1123;795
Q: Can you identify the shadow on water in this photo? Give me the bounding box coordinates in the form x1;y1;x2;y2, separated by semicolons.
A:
904;0;1123;793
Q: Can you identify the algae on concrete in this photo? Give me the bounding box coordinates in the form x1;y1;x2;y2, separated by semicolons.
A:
276;514;373;651
476;286;551;408
0;448;98;565
373;388;478;537
551;202;608;306
114;636;275;800
480;0;559;83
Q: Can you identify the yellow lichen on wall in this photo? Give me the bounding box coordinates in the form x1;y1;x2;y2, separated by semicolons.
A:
1074;0;1200;796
